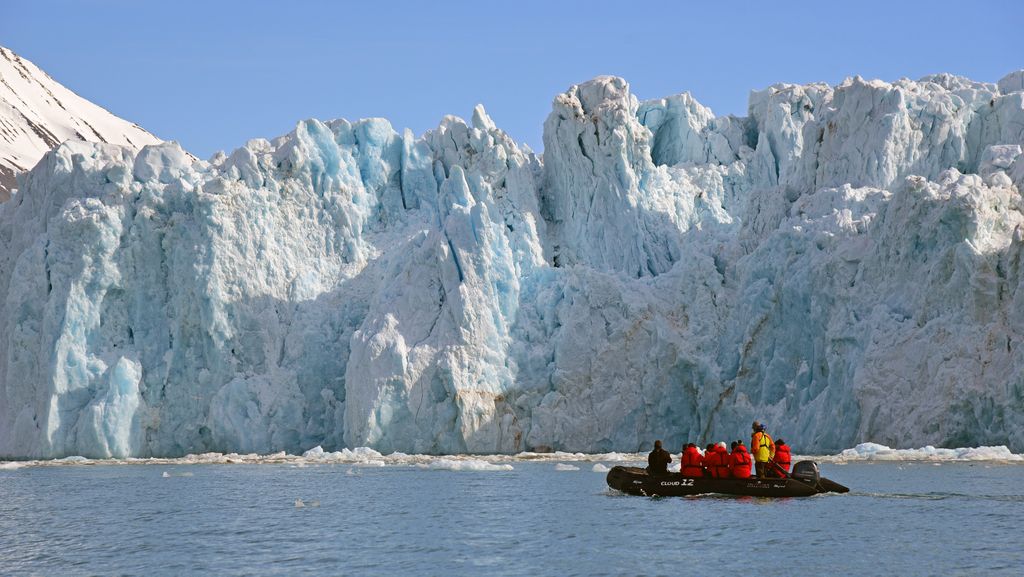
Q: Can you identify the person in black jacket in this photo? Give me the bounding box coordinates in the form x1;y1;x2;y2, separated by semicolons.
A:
647;440;672;476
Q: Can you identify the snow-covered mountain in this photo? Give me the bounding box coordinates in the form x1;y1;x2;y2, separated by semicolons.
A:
1;69;1023;459
0;46;161;201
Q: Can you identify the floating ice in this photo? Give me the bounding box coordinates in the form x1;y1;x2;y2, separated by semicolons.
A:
160;470;194;477
301;446;385;464
418;459;514;472
825;443;1024;462
2;442;1023;469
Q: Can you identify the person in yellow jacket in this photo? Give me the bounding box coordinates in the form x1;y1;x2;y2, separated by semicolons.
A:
750;421;775;478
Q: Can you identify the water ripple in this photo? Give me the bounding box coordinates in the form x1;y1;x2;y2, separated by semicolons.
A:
1;461;1022;576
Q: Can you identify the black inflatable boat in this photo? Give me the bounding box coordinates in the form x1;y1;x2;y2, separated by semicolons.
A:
606;461;849;497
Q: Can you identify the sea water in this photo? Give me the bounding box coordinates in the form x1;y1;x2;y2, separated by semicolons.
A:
1;455;1022;576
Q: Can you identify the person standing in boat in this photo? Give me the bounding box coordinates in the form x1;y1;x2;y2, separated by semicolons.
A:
730;440;752;478
679;443;704;477
647;440;672;476
772;439;792;477
750;421;776;478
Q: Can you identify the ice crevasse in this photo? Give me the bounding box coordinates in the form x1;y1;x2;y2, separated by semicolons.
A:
1;71;1024;459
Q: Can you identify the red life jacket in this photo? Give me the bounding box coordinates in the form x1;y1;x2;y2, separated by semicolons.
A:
680;446;704;477
703;446;729;478
712;446;731;478
702;449;721;478
730;446;752;479
774;444;791;474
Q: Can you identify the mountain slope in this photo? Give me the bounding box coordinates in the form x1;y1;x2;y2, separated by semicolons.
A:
0;46;161;201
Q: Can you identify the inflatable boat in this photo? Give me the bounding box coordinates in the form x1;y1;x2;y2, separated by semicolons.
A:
606;461;849;497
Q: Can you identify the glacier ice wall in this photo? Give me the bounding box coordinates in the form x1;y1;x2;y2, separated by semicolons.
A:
1;72;1024;458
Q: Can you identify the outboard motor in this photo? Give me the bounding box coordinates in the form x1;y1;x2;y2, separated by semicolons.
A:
791;461;820;486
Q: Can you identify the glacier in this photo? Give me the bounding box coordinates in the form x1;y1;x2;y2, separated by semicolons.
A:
1;71;1024;459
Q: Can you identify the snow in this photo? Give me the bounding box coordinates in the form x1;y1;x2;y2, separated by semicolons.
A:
0;46;162;201
1;68;1024;459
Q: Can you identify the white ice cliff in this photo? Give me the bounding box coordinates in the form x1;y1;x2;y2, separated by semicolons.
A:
1;71;1024;458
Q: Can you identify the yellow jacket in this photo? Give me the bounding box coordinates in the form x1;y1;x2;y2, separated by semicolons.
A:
751;431;775;462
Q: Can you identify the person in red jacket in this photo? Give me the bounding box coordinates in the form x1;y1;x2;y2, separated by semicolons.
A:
712;442;731;478
771;438;792;477
703;442;729;478
702;444;717;477
730;440;752;479
680;443;704;477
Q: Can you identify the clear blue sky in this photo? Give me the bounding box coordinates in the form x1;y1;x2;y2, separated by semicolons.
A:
4;0;1022;159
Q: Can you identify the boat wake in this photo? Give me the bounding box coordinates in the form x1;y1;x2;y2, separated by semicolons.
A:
850;491;1024;503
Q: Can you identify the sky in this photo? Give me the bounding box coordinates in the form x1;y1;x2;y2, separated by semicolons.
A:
3;0;1022;159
